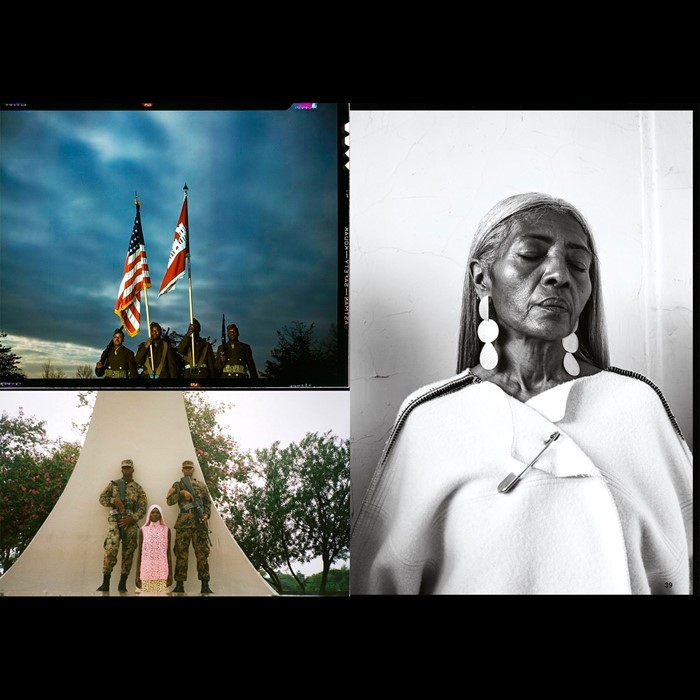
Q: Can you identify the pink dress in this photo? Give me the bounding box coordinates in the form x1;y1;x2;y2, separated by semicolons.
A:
138;504;171;593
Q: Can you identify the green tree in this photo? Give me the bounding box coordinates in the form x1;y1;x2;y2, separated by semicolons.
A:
0;332;26;380
183;392;242;503
290;432;350;594
0;411;80;572
303;565;349;595
270;571;307;594
225;444;307;594
225;431;350;595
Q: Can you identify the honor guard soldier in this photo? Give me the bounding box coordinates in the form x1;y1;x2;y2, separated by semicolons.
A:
97;459;148;593
177;318;216;378
135;321;180;379
95;328;139;378
166;460;213;594
215;323;258;379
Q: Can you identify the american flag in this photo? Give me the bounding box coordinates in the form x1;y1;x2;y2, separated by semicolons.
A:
114;200;152;336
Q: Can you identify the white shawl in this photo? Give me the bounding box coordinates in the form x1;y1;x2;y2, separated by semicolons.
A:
351;368;693;595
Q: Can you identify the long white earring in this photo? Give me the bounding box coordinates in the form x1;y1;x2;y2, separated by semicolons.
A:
478;295;499;370
562;320;580;377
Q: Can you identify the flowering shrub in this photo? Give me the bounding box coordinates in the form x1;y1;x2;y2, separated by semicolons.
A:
0;412;80;572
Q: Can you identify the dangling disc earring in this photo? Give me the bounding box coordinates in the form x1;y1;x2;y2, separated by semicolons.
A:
478;295;499;370
562;319;580;376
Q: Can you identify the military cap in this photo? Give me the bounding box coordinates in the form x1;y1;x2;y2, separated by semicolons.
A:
121;459;134;468
182;460;195;468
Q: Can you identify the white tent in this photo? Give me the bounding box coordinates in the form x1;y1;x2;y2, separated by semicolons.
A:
0;390;276;596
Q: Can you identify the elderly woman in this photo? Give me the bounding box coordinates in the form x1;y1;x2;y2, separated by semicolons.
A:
351;192;692;595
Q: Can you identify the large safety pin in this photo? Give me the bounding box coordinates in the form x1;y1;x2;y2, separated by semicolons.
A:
497;432;560;494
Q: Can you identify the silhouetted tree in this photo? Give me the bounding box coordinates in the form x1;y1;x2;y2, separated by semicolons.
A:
75;365;93;379
0;333;26;380
263;321;341;385
41;360;66;379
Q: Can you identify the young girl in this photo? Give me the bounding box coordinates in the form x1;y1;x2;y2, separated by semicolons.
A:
135;504;172;594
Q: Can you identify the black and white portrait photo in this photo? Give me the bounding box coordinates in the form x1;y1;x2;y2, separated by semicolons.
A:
349;108;693;595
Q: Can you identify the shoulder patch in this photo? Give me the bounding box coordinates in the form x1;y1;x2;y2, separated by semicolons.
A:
606;367;686;442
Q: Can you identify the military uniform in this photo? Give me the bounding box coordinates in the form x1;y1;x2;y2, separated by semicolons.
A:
98;478;147;577
177;335;216;378
95;345;138;379
215;340;258;378
166;476;212;583
135;339;180;378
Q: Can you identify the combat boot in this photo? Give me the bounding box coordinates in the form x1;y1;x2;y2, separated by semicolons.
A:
96;573;110;592
118;575;128;592
172;581;185;593
201;580;213;594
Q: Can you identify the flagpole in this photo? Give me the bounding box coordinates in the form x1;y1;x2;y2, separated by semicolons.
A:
136;193;156;376
183;183;196;368
143;286;156;376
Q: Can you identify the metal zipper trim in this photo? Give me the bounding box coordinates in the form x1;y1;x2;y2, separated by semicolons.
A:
351;372;480;541
606;366;686;443
377;373;481;470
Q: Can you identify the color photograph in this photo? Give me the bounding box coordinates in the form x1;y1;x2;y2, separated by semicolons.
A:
0;102;348;387
0;389;349;596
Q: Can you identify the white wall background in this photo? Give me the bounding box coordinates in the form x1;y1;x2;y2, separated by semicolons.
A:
349;109;693;521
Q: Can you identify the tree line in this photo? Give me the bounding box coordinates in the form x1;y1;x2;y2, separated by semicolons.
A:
0;393;350;594
0;321;344;384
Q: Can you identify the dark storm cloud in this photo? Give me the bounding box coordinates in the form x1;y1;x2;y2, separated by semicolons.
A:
0;104;342;377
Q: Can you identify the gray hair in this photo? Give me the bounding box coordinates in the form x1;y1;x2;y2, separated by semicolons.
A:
456;192;610;372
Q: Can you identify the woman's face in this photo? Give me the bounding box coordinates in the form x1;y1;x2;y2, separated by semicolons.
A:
150;509;161;522
486;210;593;342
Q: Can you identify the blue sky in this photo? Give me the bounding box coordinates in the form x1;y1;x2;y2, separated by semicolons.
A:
0;104;343;379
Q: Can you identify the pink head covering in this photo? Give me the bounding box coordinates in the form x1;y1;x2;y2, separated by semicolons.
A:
142;503;169;529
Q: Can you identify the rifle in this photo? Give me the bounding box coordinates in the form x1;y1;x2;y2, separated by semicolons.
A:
220;314;227;363
181;476;212;547
114;478;129;540
96;325;125;377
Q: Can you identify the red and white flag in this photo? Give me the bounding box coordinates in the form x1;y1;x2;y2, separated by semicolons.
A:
114;201;152;336
158;193;188;297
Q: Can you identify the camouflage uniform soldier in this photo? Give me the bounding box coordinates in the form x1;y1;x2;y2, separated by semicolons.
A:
166;460;213;594
97;459;147;593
